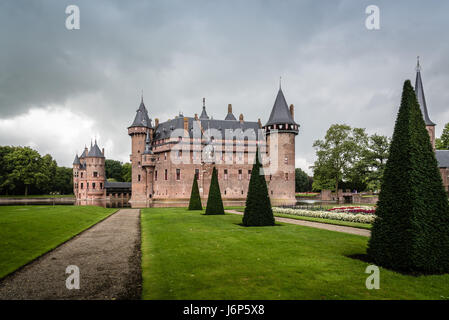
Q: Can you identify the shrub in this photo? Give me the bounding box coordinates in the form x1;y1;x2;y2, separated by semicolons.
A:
205;167;224;215
367;80;449;273
188;175;202;210
242;147;275;226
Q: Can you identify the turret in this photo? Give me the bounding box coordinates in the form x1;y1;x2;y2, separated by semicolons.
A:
262;87;299;205
85;140;106;199
415;57;436;149
128;96;153;207
72;154;80;197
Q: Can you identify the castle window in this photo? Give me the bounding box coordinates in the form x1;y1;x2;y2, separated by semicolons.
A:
92;183;96;189
270;174;272;181
165;169;168;180
284;156;288;165
241;190;244;195
87;182;89;189
176;169;181;181
224;169;228;180
81;172;83;178
195;169;199;180
93;172;98;177
238;169;242;180
164;153;167;160
155;170;158;181
100;182;103;189
285;173;288;181
248;170;251;180
80;183;83;189
138;174;141;182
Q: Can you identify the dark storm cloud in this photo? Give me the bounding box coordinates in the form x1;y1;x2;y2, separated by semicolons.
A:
1;0;449;169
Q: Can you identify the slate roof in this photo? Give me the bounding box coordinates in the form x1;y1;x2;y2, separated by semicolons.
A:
105;181;131;189
129;98;153;128
80;148;88;158
153;117;261;141
143;132;153;154
265;88;297;126
436;150;449;168
199;106;210;120
87;141;104;158
415;63;435;126
73;154;80;165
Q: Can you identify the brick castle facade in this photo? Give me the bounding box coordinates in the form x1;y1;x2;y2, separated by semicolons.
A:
73;88;299;207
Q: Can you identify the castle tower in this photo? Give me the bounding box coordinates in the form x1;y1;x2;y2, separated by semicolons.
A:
263;87;299;205
85;140;106;200
415;57;436;149
128;97;153;207
72;154;80;198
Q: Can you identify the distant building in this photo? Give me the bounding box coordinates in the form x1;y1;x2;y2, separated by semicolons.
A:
414;59;449;192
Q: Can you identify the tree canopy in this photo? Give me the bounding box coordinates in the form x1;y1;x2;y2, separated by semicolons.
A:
436;122;449;150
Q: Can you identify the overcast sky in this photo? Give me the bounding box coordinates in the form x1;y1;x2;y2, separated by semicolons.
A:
1;0;448;174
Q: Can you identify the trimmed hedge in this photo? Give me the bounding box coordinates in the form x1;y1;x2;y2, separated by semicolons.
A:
188;175;202;210
205;167;224;215
367;80;449;273
242;147;275;226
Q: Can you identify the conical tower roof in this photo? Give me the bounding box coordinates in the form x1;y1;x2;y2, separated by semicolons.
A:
199;97;210;120
415;59;435;126
265;88;297;126
129;97;153;128
73;154;80;165
87;140;105;158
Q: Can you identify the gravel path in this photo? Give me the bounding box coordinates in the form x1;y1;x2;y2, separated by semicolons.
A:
226;210;371;237
0;209;142;300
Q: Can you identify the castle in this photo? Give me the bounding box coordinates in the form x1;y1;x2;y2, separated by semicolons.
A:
73;88;299;207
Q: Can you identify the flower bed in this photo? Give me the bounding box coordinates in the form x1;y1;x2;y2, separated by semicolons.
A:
327;206;376;215
272;207;376;224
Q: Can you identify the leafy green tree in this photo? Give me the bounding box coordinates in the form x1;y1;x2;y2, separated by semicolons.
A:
436;122;449;150
121;163;132;182
367;80;449;273
52;167;73;194
188;175;203;210
362;134;390;192
0;146;17;194
295;168;311;192
242;148;274;226
4;147;44;196
312;124;367;196
105;159;124;181
205;166;224;215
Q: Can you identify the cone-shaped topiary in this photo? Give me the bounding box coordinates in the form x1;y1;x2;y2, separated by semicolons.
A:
188;175;203;210
205;166;224;215
367;80;449;273
242;147;275;226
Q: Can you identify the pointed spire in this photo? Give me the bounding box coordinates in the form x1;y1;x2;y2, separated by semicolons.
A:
73;153;80;165
129;95;153;128
414;58;435;126
199;97;210;120
264;87;297;127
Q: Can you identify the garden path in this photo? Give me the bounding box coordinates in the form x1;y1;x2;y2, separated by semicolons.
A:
0;209;141;299
226;210;371;237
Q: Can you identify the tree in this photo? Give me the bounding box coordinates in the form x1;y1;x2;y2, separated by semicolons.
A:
188;175;203;210
436;122;449;150
4;147;44;196
361;134;390;192
295;168;310;192
312;125;367;196
367;80;449;273
205;166;224;215
242;148;275;226
121;163;132;182
52;167;73;194
105;159;124;181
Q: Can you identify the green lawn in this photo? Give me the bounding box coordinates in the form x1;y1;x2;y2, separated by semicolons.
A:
141;207;449;299
0;205;116;278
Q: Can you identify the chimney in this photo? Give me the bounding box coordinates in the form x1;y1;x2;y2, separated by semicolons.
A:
228;104;232;114
155;118;159;127
183;117;189;136
102;148;105;156
194;113;198;120
239;113;244;123
289;104;294;119
258;118;262;128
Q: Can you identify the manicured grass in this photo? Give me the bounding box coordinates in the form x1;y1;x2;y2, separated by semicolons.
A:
296;192;320;197
229;208;371;230
0;205;116;278
0;194;75;198
141;207;449;299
